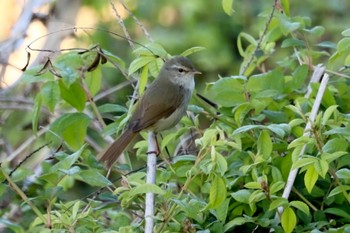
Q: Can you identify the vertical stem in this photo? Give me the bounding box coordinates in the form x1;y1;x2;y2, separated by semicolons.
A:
145;131;157;233
275;71;329;220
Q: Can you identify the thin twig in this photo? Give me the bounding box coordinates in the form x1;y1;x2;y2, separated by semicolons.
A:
2;170;48;226
119;0;154;43
239;0;278;76
109;0;135;49
6;127;47;162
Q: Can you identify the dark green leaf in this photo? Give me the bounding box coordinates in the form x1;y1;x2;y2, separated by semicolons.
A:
49;113;91;150
50;146;85;172
59;80;86;111
78;169;113;187
206;77;245;107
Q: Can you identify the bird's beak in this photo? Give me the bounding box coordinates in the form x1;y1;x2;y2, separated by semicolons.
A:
192;69;201;75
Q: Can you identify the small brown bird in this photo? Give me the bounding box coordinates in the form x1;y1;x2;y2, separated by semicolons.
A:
99;56;200;168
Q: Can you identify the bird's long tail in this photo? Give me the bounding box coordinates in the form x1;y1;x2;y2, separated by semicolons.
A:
98;129;137;168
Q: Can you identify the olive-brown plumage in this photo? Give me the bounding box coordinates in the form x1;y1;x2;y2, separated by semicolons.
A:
99;56;200;168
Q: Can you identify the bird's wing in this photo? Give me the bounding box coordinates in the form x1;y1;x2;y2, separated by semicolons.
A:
129;84;183;132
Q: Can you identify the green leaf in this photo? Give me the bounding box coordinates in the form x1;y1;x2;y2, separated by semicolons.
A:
342;28;350;36
303;26;325;36
85;68;102;97
196;128;218;147
248;190;265;203
21;65;54;83
328;185;350;198
206;77;245;107
49;113;91;150
32;94;42;135
324;208;350;219
223;217;247;232
322;151;348;163
233;124;290;138
281;38;305;48
322;105;338;125
290;201;310;216
288;136;312;149
325;125;350;137
59;166;81;175
128;56;156;76
257;130;272;159
101;49;126;69
59;80;86;112
244;182;261;190
291;157;316;170
222;0;234;15
247;69;285;95
269;198;288;211
138;64;149;95
304;165;318;193
207;175;227;209
277;14;301;35
314;159;329;178
280;0;290;16
291;65;309;89
78;170;113;187
231;189;251;203
54;52;84;86
337;38;350;53
214;152;228;176
50;146;85;172
216;198;230;222
324;138;349;154
336;168;350;180
181;47;206;57
130;183;165;196
41;81;60;112
133;43;168;58
270;181;285;194
281;207;296;233
97;103;128;114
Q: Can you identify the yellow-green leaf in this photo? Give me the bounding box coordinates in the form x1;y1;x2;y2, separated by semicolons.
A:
208;175;226;209
138;64;149;95
281;207;296;233
304;165;318;193
257;130;272;159
222;0;234;15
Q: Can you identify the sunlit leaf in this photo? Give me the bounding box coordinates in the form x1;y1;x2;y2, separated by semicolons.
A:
281;207;296;233
222;0;234;15
304;165;318;193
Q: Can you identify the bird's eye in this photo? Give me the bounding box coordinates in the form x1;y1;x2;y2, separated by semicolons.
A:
178;68;184;73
